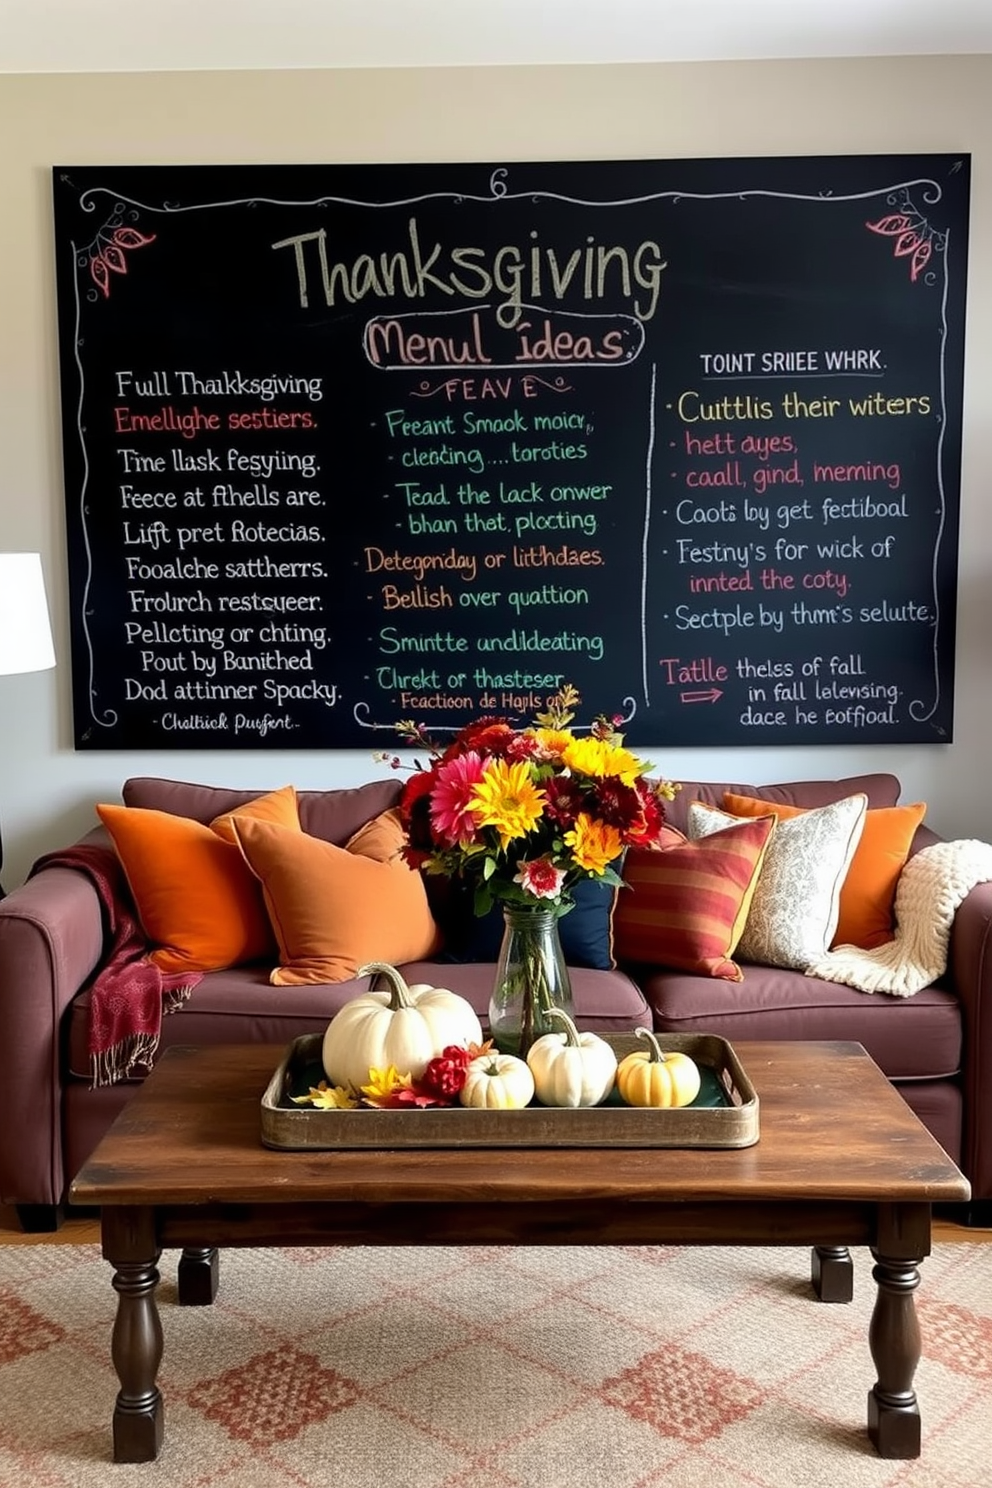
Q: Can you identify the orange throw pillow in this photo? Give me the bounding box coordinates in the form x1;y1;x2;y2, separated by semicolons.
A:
722;793;926;949
230;810;442;985
612;815;776;980
210;783;299;844
97;797;289;974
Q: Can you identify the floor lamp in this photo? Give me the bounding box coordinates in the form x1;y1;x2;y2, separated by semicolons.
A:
0;553;56;896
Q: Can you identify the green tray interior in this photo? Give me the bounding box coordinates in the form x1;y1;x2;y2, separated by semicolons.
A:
283;1055;732;1111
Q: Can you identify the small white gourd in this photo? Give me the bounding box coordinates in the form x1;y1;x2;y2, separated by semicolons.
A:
526;1008;618;1108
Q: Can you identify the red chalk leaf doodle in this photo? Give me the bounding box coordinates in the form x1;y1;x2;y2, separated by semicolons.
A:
89;254;110;297
866;213;912;237
85;223;157;298
866;199;941;284
101;244;128;274
112;226;155;250
910;240;932;281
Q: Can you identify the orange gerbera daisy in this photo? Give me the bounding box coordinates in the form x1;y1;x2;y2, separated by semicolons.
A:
563;812;624;874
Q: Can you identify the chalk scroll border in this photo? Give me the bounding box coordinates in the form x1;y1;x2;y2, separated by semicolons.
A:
57;163;963;739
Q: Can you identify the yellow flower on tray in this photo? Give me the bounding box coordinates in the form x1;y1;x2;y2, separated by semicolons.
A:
290;1082;359;1110
360;1066;414;1106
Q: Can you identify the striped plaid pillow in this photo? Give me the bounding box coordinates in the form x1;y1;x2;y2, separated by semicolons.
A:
613;815;776;981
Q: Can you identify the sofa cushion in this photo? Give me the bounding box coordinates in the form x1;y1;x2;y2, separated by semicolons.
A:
688;794;867;969
123;775;403;844
611;815;776;980
67;960;650;1079
210;783;300;844
231;810;442;984
722;793;927;949
662;773;900;836
638;961;962;1082
96;797;292;974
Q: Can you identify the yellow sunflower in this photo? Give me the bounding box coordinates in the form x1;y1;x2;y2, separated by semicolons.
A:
562;736;645;787
469;758;547;850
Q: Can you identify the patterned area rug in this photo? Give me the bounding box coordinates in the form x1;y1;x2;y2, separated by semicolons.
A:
0;1241;989;1487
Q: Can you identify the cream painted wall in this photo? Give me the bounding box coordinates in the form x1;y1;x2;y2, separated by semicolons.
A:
0;57;990;887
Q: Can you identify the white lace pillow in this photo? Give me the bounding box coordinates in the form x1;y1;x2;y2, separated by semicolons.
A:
687;794;868;970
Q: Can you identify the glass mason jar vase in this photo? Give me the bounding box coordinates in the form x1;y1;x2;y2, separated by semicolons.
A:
488;902;574;1059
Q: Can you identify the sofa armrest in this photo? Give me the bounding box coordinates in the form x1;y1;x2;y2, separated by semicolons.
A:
948;878;992;1203
0;845;106;1207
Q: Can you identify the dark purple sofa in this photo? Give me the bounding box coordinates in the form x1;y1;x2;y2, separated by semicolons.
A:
0;770;988;1230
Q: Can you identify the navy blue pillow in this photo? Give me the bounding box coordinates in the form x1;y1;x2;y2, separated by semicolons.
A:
436;876;619;970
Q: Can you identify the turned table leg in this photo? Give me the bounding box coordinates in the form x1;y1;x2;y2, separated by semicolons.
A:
178;1246;219;1305
867;1249;923;1458
110;1252;164;1462
102;1206;166;1463
810;1244;854;1302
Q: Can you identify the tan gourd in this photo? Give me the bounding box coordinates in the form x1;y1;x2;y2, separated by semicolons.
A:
616;1028;701;1108
322;961;483;1091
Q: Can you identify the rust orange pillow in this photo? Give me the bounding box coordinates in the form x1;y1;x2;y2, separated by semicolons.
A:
612;815;776;980
97;800;281;974
230;810;442;985
721;792;926;949
210;783;299;845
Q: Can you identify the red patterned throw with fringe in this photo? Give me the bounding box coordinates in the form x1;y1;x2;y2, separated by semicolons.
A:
29;845;198;1086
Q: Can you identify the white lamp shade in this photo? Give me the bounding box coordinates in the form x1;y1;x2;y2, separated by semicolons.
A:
0;553;56;674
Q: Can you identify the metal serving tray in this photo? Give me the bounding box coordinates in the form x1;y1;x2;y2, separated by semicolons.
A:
260;1031;759;1150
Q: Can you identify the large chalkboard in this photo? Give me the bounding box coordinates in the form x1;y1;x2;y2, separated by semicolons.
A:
52;156;969;749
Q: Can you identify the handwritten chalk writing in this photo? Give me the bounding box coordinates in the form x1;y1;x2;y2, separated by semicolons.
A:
736;657;794;677
512;544;603;567
813;461;901;487
382;584;454;610
676;541;762;567
674;604;756;633
751;461;803;494
776;502;812;529
226;410;317;431
401;445;485;472
510;440;588;462
215;594;322;612
174;370;323;401
780;393;841;418
120;450;167;471
689;572;753;592
54;158;966;751
820;495;908;520
115;405;221;438
677;392;775;421
234;712;296;736
272;220;668;325
161;712;229;730
171;448;220;471
847;393;931;416
120;485;177;509
659;657;728;683
684;464;746;488
507;586;589;613
823;350;883;370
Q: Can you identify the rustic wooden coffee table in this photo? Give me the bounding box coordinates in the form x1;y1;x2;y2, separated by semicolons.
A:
70;1039;970;1465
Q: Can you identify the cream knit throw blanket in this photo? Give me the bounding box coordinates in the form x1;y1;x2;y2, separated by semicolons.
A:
804;838;992;996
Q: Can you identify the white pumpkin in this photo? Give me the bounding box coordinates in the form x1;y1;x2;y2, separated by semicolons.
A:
526;1008;617;1108
460;1052;535;1110
322;961;482;1091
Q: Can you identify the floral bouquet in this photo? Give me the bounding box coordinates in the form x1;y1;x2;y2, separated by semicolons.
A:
377;685;678;1055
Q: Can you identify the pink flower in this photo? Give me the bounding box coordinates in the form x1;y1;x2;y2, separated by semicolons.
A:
429;750;486;846
513;857;566;900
